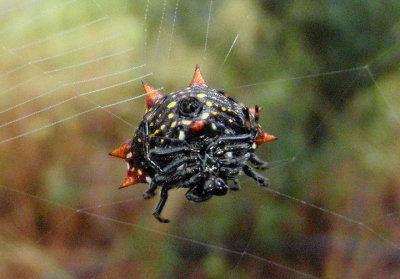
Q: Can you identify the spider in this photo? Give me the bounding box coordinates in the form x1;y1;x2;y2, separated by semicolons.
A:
110;65;277;223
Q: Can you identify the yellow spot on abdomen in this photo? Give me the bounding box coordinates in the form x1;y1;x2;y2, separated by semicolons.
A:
168;113;174;119
150;129;160;138
182;120;192;125
197;93;206;98
221;107;227;111
167;101;177;108
206;101;212;107
160;124;166;130
171;121;177;128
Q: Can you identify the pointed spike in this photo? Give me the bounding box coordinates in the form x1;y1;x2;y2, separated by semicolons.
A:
190;65;209;87
249;107;263;115
249;107;255;115
142;81;165;109
256;128;277;146
120;173;138;188
120;168;147;188
109;139;133;160
254;105;260;123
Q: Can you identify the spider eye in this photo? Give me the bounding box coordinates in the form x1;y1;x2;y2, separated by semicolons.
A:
178;97;202;117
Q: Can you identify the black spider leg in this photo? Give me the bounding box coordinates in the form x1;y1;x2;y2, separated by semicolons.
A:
249;153;269;170
218;153;251;180
151;164;201;222
216;134;254;143
148;176;179;223
153;186;170;223
184;173;212;203
147;135;194;174
142;122;194;200
159;157;197;174
219;166;240;177
242;165;269;187
143;180;158;199
142;156;197;199
229;178;241;191
149;146;192;157
207;134;253;157
186;188;212;202
218;153;251;166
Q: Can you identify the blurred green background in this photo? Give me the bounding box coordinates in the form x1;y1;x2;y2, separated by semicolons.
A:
1;0;400;278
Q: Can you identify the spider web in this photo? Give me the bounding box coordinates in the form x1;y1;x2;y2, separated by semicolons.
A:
0;0;400;278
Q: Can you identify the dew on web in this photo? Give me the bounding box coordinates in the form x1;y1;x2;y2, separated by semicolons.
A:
1;0;400;278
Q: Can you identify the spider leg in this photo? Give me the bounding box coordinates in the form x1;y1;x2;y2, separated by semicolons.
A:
160;157;197;174
148;146;194;173
185;187;212;202
229;178;241;191
216;134;253;143
207;134;253;155
143;180;158;199
149;164;200;190
218;153;251;167
149;146;192;156
182;172;203;187
153;186;170;223
183;171;213;202
210;143;252;157
242;165;269;187
249;153;269;170
220;166;240;177
151;173;183;188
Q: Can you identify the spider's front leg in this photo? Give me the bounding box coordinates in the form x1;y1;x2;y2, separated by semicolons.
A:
153;186;170;223
242;164;269;187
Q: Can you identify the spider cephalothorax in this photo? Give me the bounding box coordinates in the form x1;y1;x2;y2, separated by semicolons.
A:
110;65;276;223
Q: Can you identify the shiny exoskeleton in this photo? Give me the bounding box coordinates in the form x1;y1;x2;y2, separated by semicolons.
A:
110;65;276;223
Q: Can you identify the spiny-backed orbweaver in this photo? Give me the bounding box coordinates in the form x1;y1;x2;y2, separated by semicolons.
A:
110;65;277;223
